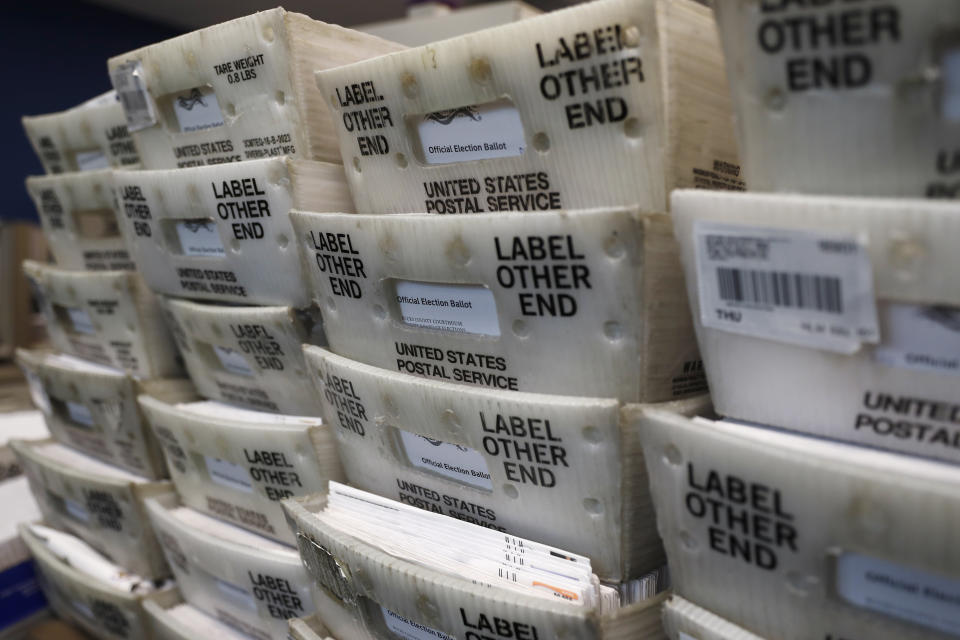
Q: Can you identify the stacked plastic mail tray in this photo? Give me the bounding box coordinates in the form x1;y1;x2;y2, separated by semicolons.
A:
99;8;406;639
281;0;743;637
648;2;960;639
18;74;186;640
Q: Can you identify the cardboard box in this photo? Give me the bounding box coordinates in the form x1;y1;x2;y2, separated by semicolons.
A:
0;224;46;361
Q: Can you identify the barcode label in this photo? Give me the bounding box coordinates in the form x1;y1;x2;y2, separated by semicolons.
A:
695;222;878;353
716;268;843;314
109;61;156;132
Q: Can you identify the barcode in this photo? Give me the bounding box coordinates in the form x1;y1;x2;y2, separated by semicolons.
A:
119;89;148;114
717;267;843;314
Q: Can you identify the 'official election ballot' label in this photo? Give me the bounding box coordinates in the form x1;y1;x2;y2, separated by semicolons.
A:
381;605;455;640
23;261;181;378
172;88;226;133
139;395;343;544
161;298;326;414
213;346;256;378
316;0;740;214
12;439;173;580
396;281;500;337
285;494;669;640
215;577;259;613
21;524;171;640
205;456;255;493
66;308;97;335
714;1;960;197
417;101;525;165
176;221;226;257
108;9;403;170
836;552;960;636
15;349;194;479
75;150;110;171
146;495;316;640
304;346;699;582
874;303;960;376
292;207;704;403
64;497;90;523
694;222;878;353
637;407;960;640
66;401;95;428
397;430;493;491
114;158;353;307
673;190;960;463
22;90;140;174
26;169;135;271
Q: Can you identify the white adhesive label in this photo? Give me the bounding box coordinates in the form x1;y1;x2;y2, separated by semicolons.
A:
205;455;254;493
67;307;97;335
25;371;52;415
66;401;95;428
213;345;255;377
874;303;960;376
75;150;109;171
381;605;455;640
65;497;90;522
417;100;525;165
678;633;698;640
399;429;493;491
110;60;157;132
396;281;500;337
215;577;258;612
836;551;960;636
172;88;225;133
694;222;879;353
176;220;226;256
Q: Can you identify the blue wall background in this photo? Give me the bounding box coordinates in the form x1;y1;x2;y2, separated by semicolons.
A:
4;1;180;222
